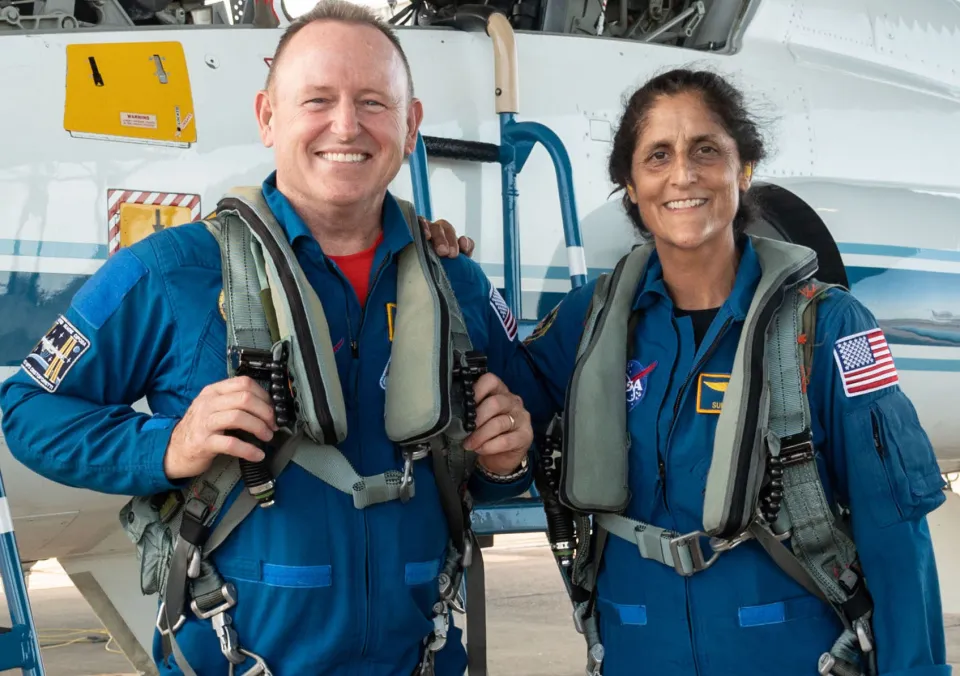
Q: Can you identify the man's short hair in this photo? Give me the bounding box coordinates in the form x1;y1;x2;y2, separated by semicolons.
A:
265;0;415;101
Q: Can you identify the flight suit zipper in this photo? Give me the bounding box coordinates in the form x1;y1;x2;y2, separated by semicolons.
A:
664;314;732;676
354;254;390;659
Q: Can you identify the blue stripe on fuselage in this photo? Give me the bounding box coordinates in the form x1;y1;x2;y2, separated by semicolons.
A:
4;239;960;370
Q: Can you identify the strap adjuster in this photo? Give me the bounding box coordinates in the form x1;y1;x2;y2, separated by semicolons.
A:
779;432;815;467
668;531;719;576
156;602;185;635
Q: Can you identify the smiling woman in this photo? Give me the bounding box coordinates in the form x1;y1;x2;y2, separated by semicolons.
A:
506;67;951;676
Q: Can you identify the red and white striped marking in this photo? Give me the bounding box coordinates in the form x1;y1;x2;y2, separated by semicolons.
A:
107;190;201;255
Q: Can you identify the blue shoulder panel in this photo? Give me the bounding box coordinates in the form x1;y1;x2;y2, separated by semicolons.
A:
71;247;148;330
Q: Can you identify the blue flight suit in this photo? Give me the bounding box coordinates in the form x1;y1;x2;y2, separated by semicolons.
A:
0;173;533;676
510;238;949;676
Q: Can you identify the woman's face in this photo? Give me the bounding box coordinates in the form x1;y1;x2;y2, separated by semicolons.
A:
627;91;751;252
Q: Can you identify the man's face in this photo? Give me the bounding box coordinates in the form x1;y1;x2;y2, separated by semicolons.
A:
256;20;422;212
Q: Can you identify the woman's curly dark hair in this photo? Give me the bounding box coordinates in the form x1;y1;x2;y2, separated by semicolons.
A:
608;69;767;238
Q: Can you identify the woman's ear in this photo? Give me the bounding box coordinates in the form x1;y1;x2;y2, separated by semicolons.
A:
739;163;753;191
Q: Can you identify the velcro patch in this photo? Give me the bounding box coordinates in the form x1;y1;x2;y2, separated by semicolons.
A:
489;286;517;341
72;247;147;329
696;373;730;414
833;328;899;397
22;316;91;393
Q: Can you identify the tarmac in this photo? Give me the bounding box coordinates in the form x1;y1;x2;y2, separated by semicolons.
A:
2;489;960;675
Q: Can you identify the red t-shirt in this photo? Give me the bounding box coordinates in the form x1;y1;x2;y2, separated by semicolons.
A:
328;233;383;308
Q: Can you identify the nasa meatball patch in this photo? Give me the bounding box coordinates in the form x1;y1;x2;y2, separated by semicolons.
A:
22;316;91;393
626;360;657;411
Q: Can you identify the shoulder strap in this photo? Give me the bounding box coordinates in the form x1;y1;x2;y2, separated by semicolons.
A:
559;243;655;513
702;236;818;539
753;280;878;676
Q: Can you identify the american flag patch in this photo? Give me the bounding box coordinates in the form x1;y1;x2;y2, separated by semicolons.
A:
832;328;899;397
489;286;517;341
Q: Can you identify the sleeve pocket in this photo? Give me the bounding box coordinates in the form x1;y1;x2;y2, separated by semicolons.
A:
848;395;946;527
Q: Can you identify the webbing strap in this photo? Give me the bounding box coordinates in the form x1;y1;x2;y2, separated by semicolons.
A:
292;439;411;508
220;215;274;354
465;533;487;676
766;286;859;609
594;513;697;576
205;435;300;556
767;286;809;439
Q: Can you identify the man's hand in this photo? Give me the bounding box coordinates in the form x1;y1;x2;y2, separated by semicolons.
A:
420;216;475;259
463;373;532;476
164;376;278;480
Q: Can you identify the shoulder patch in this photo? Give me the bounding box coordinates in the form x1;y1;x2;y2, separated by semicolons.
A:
72;247;148;329
22;316;91;393
489;286;518;341
833;328;899;397
524;303;559;344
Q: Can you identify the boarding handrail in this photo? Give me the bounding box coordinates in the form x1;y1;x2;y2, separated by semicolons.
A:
409;7;586;319
0;469;45;675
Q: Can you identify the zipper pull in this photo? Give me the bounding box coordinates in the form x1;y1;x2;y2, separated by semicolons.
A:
351;340;359;358
870;413;883;457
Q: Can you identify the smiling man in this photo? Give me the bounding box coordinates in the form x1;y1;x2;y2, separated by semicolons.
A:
0;2;536;675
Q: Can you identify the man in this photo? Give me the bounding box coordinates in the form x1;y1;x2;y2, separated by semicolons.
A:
0;2;535;674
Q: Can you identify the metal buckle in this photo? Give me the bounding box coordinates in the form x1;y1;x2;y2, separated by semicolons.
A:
399;446;428;502
211;611;244;664
228;648;273;676
187;546;202;579
191;583;238;619
817;652;862;676
585;644;604;676
668;531;720;576
854;618;873;653
155;602;185;635
426;602;449;652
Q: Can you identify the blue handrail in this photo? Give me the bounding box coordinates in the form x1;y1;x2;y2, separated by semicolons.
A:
0;471;45;675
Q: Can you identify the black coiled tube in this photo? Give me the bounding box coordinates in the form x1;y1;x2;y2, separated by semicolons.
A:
453;351;487;433
535;420;575;566
759;455;785;524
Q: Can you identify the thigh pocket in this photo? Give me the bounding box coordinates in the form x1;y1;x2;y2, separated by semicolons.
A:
849;396;946;527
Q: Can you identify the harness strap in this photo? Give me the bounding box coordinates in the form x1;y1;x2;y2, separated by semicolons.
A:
292;439;413;508
594;513;699;576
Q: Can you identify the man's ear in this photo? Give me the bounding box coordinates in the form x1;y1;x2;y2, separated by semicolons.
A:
255;89;275;148
403;98;425;156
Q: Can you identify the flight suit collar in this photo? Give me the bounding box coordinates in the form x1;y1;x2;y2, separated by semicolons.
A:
630;237;762;319
259;172;414;261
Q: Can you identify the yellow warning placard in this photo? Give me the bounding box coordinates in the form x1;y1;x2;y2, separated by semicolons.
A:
64;42;196;147
120;203;194;248
107;190;201;255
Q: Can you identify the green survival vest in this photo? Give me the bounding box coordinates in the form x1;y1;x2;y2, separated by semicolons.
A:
538;236;877;676
119;187;488;676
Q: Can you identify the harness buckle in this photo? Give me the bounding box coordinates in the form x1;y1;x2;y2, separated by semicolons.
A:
854;618;873;654
228;648;273;676
399;444;430;503
211;611;244;665
817;652;862;676
585;644;604;676
668;531;720;576
155;602;185;635
427;602;449;652
191;583;238;619
187;546;202;579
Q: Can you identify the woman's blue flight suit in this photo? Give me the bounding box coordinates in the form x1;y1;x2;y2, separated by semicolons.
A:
507;237;950;676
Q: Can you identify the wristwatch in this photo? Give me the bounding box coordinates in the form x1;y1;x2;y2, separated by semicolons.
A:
477;455;530;483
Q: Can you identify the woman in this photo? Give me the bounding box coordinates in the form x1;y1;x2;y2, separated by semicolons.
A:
433;69;950;676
